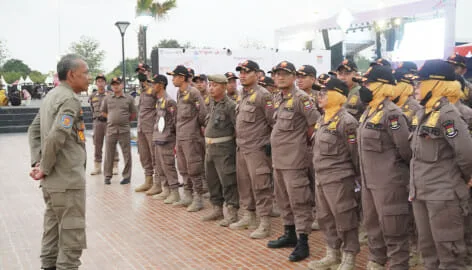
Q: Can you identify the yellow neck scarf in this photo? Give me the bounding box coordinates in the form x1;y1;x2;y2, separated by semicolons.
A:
443;81;462;104
419;80;449;113
393;82;413;107
368;82;394;115
324;91;347;122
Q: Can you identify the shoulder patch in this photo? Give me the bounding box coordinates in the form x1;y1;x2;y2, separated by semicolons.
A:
388;115;400;130
61;115;73;129
349;95;358;105
301;95;313;111
346;129;357;144
265;95;273;109
443;120;458;138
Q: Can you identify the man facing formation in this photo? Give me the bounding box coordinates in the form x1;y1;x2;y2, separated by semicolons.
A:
230;60;276;239
168;65;207;212
201;74;239;227
28;54;89;270
89;74;120;176
135;64;161;196
267;61;320;262
101;77;137;185
337;59;366;120
149;74;181;204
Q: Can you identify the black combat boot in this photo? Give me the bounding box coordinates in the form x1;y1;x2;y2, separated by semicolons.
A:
288;233;310;262
42;267;56;270
104;177;111;185
120;178;130;185
267;225;297;248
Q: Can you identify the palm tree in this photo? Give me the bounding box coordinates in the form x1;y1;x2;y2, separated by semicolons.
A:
135;0;177;63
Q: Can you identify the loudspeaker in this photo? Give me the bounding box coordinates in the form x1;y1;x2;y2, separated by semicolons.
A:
330;42;343;70
151;48;159;75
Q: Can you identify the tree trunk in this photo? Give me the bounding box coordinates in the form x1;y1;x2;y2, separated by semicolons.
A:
138;26;145;64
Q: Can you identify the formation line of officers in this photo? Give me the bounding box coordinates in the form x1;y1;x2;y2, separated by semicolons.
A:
29;52;472;270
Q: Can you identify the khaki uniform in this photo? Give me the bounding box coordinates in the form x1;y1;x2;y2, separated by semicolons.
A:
101;93;137;179
313;108;360;254
410;98;472;270
204;95;239;207
358;99;411;269
89;91;119;163
271;87;320;235
228;91;241;103
400;96;422;128
28;83;87;270
235;84;275;217
343;84;366;121
455;101;472;266
176;86;207;194
304;89;319;218
153;94;179;190
138;86;157;176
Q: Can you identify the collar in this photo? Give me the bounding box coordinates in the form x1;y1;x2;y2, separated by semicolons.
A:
243;83;258;95
282;86;297;100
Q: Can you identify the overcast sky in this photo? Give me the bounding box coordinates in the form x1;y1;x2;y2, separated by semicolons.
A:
0;0;441;73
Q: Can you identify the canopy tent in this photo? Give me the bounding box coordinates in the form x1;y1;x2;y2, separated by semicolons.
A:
18;77;25;85
44;75;54;85
0;76;6;87
24;76;33;85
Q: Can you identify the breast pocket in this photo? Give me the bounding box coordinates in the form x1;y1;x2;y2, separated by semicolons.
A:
417;136;439;162
361;128;382;152
319;133;339;155
179;103;194;118
277;110;294;131
214;111;227;129
241;105;256;123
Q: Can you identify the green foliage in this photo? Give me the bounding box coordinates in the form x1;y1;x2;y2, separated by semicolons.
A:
136;0;177;20
157;39;180;48
29;70;47;84
2;72;22;84
2;59;31;74
106;58;142;80
354;55;371;73
69;36;105;74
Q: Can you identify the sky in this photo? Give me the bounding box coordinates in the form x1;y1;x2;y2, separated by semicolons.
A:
0;0;457;74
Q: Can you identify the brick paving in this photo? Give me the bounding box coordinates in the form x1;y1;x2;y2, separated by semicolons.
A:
0;133;421;270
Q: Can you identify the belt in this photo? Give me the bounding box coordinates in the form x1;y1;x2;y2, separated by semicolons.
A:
205;136;234;145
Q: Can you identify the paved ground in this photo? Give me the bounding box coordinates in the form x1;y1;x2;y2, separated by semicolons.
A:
0;132;408;270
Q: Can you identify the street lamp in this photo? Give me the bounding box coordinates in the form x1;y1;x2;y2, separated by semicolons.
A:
136;13;153;65
115;21;130;90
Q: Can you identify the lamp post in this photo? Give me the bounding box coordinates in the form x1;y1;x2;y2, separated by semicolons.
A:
136;13;153;65
115;21;130;90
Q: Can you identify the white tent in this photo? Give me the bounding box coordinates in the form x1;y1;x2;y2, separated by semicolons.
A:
0;75;6;87
24;76;33;85
18;76;25;85
44;75;54;85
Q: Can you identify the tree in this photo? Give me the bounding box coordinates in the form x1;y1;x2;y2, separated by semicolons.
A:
107;58;142;80
354;55;371;73
0;40;8;67
2;59;31;74
157;39;180;48
136;0;177;63
29;70;47;84
2;72;22;84
69;36;105;74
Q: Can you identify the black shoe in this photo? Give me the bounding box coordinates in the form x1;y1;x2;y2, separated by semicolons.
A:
120;178;130;185
288;233;309;262
267;225;297;248
104;178;111;185
42;267;56;270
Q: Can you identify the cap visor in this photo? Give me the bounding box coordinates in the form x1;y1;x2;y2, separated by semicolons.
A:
166;72;175;76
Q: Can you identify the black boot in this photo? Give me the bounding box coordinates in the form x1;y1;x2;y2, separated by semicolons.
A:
120;178;130;185
42;267;56;270
267;225;297;248
288;233;309;262
104;177;111;185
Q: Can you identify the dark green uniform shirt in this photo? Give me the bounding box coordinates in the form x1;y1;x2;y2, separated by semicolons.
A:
205;95;236;138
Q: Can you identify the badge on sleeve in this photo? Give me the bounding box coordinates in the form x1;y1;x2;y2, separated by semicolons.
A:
347;132;357;144
302;98;313;111
388;115;400;130
443;120;458;138
265;96;274;109
61;115;73;129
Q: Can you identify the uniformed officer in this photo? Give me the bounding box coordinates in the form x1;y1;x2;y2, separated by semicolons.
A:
257;69;266;80
357;65;411;270
168;65;207;212
224;72;241;103
200;74;239;226
296;65;321;231
187;67;195;86
259;76;281;108
101;77;137;185
447;52;472;107
193;73;211;196
134;64;161;195
337;59;366;120
410;59;472;270
307;78;360;270
229;60;276;239
267;61;320;262
89;74;119;175
28;54;89;270
149;74;181;204
392;66;422;127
